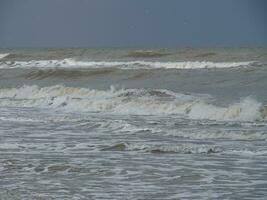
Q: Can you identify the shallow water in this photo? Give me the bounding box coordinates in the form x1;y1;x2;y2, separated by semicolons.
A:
0;48;267;199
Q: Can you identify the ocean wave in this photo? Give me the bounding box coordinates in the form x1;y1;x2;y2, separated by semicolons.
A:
228;149;267;156
101;142;222;154
0;85;266;121
0;53;10;60
165;129;267;140
101;142;267;155
24;68;115;80
0;58;259;69
126;50;171;58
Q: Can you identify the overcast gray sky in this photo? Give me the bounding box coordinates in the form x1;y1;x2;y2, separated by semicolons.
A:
0;0;266;48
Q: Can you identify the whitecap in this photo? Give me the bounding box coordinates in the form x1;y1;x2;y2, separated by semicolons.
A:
0;57;258;69
0;85;265;122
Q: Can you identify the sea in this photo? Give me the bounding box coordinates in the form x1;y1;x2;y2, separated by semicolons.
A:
0;48;267;199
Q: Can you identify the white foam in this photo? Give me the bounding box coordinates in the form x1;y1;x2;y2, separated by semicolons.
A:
0;85;265;121
188;97;263;121
0;53;9;60
0;58;256;69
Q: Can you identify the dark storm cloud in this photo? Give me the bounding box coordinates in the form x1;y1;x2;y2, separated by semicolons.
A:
0;0;266;48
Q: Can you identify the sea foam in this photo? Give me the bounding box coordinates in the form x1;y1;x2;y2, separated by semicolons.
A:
0;85;265;121
0;58;258;69
0;53;9;60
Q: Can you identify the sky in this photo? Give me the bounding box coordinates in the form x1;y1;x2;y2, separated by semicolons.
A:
0;0;266;48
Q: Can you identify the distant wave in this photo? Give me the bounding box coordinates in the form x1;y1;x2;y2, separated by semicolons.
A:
126;50;171;58
0;85;266;121
24;68;115;80
0;58;260;69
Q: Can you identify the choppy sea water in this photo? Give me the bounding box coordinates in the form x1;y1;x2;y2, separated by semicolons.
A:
0;48;267;199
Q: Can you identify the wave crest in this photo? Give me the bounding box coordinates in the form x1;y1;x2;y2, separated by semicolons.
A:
0;53;10;60
0;85;265;121
0;58;259;69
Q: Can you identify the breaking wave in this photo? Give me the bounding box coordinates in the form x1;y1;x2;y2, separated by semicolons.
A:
0;53;10;60
0;58;259;69
0;85;266;121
